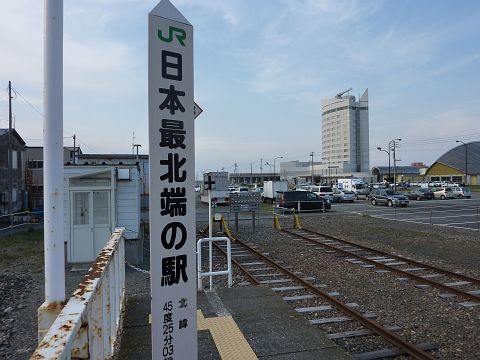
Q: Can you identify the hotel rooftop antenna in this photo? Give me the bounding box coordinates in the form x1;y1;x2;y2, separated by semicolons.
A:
335;87;352;98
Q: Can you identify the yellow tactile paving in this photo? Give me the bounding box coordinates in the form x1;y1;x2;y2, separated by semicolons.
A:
197;309;208;330
197;310;258;360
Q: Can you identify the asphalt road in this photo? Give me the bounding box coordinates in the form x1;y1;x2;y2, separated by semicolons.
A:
335;192;480;231
195;191;480;231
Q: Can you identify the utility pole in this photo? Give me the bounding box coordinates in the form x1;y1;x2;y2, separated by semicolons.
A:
393;144;396;190
390;139;401;190
8;81;13;216
72;134;76;165
310;152;314;183
234;163;238;184
376;146;390;183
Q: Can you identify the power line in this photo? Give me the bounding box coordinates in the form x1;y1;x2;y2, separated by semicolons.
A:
11;86;43;117
76;137;98;153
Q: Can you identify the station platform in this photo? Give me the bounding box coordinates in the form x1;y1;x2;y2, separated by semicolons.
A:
117;286;350;359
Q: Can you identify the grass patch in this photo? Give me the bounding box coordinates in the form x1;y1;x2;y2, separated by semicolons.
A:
0;230;44;271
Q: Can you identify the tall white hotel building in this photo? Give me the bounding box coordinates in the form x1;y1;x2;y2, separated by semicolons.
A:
321;89;370;174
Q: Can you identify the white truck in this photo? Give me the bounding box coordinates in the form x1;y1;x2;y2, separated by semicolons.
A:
262;180;288;203
337;178;368;198
200;172;230;205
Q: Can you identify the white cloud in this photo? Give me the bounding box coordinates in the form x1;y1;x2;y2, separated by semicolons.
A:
176;0;242;27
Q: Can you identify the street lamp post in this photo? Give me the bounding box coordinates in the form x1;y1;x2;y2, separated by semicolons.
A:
264;162;273;180
273;156;283;181
456;140;468;185
377;147;390;183
389;139;401;190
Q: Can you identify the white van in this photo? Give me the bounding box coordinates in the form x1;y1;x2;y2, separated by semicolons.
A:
309;186;333;202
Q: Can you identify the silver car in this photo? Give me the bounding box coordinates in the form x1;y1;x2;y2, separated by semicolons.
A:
451;186;471;198
333;189;356;203
433;187;455;200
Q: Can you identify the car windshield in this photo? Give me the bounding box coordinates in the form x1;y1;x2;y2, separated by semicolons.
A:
320;187;332;192
385;190;395;195
355;184;364;189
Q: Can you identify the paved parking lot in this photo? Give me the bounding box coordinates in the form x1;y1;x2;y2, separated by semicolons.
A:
336;193;480;231
195;192;480;232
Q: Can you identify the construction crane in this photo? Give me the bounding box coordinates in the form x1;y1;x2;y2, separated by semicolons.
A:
335;87;352;98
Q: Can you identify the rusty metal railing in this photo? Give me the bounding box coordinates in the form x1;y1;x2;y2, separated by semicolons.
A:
31;228;126;360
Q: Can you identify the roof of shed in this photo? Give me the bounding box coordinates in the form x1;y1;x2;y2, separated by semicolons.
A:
0;128;26;146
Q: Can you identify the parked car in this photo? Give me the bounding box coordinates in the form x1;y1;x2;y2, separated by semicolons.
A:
398;182;411;189
406;188;434;200
451;186;471;199
433;187;455;200
231;187;249;193
275;191;331;212
369;188;409;207
333;189;356;203
309;186;334;202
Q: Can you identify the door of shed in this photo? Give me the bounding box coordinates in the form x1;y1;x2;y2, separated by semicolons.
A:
70;190;112;262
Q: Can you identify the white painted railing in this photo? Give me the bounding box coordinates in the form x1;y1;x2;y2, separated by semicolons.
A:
197;236;232;291
31;228;126;360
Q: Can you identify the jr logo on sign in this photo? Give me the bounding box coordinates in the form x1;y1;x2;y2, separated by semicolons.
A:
158;26;186;46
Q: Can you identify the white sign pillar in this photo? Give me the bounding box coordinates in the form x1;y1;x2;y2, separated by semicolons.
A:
43;0;65;304
37;0;65;343
149;1;197;359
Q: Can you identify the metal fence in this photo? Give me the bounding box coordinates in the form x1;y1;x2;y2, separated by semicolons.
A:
0;210;44;231
31;228;126;359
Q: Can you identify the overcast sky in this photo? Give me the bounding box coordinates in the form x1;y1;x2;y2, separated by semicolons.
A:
1;0;480;177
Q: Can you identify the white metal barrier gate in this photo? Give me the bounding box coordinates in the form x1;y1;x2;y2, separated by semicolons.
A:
31;228;126;359
197;237;232;290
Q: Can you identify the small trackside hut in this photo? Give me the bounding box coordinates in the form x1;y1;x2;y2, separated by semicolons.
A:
63;165;141;263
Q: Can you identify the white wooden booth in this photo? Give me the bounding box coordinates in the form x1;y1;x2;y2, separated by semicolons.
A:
64;166;140;263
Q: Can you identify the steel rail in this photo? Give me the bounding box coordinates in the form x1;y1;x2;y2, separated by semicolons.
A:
299;227;480;286
197;230;260;285
283;228;480;303
231;236;435;360
212;241;261;286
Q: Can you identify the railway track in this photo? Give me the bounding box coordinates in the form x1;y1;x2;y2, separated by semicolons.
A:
201;232;437;359
282;227;480;306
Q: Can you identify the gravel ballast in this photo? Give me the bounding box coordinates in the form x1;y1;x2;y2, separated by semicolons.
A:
215;212;480;359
